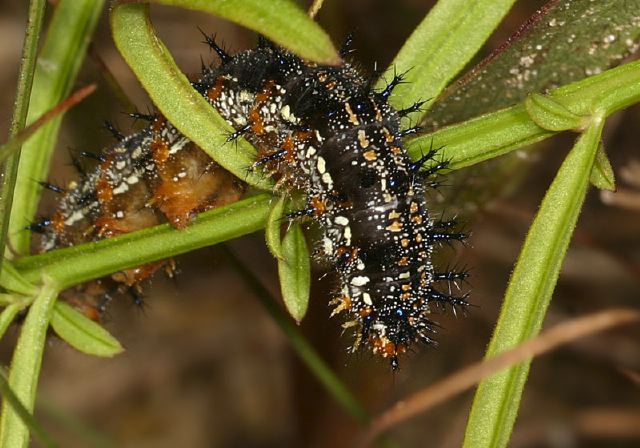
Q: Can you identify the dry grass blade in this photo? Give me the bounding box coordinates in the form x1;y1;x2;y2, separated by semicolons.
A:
511;407;640;445
87;44;137;114
619;367;640;386
308;0;324;18
0;84;96;163
573;408;640;438
361;308;640;446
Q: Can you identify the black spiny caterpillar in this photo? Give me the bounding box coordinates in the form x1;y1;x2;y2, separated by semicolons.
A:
35;35;469;369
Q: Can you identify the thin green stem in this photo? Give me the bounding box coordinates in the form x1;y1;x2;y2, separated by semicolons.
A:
0;278;60;448
7;0;105;257
15;194;273;289
0;0;47;274
0;370;57;448
407;59;640;170
221;246;370;425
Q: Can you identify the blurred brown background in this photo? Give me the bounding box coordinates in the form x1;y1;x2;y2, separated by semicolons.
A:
1;1;639;447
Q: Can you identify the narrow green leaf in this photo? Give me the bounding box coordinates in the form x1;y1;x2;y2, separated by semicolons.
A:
148;0;339;64
278;223;310;322
266;196;287;260
589;144;616;191
0;295;18;306
377;0;516;122
463;117;604;448
524;93;586;131
15;194;273;290
0;303;24;341
7;0;105;257
50;302;123;357
0;262;38;296
0;278;59;448
111;3;272;190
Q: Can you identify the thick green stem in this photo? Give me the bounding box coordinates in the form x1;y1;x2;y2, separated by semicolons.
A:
407;59;640;170
15;194;273;289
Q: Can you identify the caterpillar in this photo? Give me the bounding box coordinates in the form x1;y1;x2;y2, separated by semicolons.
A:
33;119;245;317
33;34;468;369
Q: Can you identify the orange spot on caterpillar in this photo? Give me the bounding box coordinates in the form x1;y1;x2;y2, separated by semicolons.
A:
363;149;377;161
310;195;326;217
152;116;167;132
282;135;295;163
96;177;113;203
51;211;65;235
111;261;167;286
207;77;225;101
153;142;244;228
249;108;264;135
255;79;276;103
335;245;359;265
151;138;170;164
293;130;315;143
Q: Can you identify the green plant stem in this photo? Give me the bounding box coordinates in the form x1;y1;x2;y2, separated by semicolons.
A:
37;397;114;448
5;0;46;140
7;0;105;258
463;117;605;448
0;278;59;448
221;246;370;425
407;59;640;170
0;0;47;274
15;194;273;289
0;261;38;296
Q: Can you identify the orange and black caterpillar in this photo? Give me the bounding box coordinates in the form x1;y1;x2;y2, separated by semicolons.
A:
32;35;468;369
33;115;245;317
